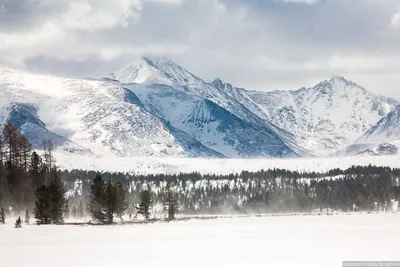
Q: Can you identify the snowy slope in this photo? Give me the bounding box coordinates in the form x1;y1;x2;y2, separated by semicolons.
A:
1;57;397;158
0;68;222;158
109;57;274;128
378;95;399;107
239;77;395;156
342;105;400;156
8;103;91;155
0;67;299;158
359;104;400;143
109;57;312;157
126;83;295;157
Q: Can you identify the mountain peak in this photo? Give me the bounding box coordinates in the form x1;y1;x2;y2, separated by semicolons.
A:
108;56;206;88
329;76;348;83
312;76;362;95
211;78;225;87
328;76;359;88
141;56;176;68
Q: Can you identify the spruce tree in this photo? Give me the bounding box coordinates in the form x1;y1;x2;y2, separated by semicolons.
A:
33;170;67;225
34;185;51;224
88;176;128;224
104;181;117;224
0;207;5;224
15;216;22;228
163;181;179;221
24;209;30;224
48;171;67;224
88;175;106;223
30;152;44;190
115;181;128;220
136;186;153;220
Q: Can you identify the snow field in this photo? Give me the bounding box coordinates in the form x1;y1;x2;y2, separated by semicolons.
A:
1;213;400;267
55;154;400;175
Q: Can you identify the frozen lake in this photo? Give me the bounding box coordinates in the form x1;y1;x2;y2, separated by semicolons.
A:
1;213;400;267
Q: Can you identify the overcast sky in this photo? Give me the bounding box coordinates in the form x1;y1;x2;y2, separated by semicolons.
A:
0;0;399;97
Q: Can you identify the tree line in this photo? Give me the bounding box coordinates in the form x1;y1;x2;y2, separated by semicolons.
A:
0;121;69;225
1;120;400;226
0;122;177;225
62;166;400;215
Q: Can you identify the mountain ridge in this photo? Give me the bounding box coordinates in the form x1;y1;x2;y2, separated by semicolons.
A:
0;57;397;158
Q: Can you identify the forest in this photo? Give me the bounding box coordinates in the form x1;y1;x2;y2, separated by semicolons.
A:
1;121;400;225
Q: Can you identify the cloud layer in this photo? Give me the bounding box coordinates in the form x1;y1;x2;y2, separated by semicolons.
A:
0;0;399;97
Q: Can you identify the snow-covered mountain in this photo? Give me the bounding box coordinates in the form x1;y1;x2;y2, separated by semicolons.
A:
360;105;400;142
124;83;295;157
0;63;299;158
214;76;395;156
342;105;400;156
0;56;397;158
0;68;224;158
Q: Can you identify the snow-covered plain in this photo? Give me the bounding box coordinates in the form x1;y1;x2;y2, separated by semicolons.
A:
56;154;400;174
1;214;400;267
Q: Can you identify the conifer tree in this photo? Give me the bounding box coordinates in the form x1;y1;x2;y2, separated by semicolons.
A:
0;207;5;224
33;169;67;225
0;135;5;208
30;151;44;190
48;170;67;224
24;209;30;224
88;175;106;223
104;181;117;224
163;181;179;221
136;186;153;220
88;176;128;224
15;216;22;228
34;185;51;224
115;181;128;220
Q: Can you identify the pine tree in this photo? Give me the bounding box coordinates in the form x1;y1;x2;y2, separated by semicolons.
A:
24;209;30;224
48;170;67;224
0;207;5;224
30;151;44;190
163;181;179;221
104;181;117;224
88;176;128;224
115;181;128;220
33;185;51;225
33;170;67;225
136;186;153;220
88;175;106;223
15;216;22;228
0;135;5;209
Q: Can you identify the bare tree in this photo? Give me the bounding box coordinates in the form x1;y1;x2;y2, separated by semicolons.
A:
0;133;5;208
42;140;55;171
3;121;19;166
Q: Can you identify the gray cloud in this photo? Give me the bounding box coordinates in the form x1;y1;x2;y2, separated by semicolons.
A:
0;0;400;97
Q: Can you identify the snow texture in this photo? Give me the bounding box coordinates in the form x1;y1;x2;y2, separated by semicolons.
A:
1;214;400;267
54;153;400;175
0;58;397;158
